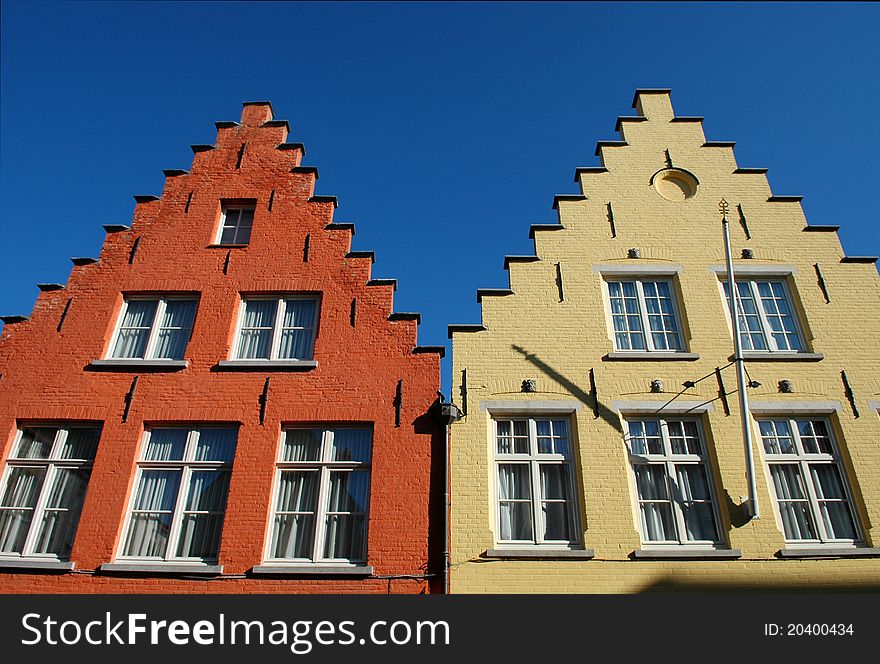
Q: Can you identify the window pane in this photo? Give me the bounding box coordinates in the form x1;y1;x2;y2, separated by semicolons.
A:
0;468;46;553
323;514;366;559
634;465;668;500
175;471;230;559
282;430;323;462
220;226;237;245
810;465;856;540
234;224;252;245
14;428;57;459
278;299;318;360
640;503;675;542
681;502;717;542
193;429;237;462
331;429;372;462
271;514;315;559
237;300;277;359
59;428;100;460
760;420;795;455
123;470;181;557
675;465;710;501
769;465;816;540
143;429;188;461
540;465;570;501
818;502;857;540
797;420;833;455
153;300;197;360
499;502;532;541
628;420;662;455
112;301;157;358
542;502;572;541
326;471;369;514
33;468;91;556
498;464;530;500
276;471;319;512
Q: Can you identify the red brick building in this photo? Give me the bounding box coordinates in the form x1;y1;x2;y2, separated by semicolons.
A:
0;102;446;593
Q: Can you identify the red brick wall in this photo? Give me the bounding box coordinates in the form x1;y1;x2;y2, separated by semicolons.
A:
0;102;445;594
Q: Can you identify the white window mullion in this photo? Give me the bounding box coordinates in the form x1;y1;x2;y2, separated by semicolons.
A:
635;281;655;351
312;431;333;561
19;462;55;556
142;299;166;360
749;281;775;351
269;299;284;360
166;465;191;560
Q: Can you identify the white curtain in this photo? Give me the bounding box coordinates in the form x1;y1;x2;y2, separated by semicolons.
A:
634;465;673;541
175;471;229;558
282;430;323;462
810;464;856;540
15;427;56;459
123;470;180;557
278;299;317;360
675;465;717;541
271;471;318;559
236;300;276;359
60;427;100;460
144;429;188;461
32;468;90;556
497;464;532;541
112;301;157;358
331;429;371;462
193;429;237;463
153;300;197;359
539;465;571;540
770;464;815;540
0;468;46;553
323;471;369;560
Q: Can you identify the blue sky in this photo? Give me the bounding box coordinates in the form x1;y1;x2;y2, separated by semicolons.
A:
2;1;878;395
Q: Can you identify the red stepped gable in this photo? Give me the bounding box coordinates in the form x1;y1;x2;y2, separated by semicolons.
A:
0;101;445;594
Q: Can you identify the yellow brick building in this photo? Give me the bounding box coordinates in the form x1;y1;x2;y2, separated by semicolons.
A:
448;89;880;593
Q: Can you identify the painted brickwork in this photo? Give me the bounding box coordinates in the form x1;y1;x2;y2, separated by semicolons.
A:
449;90;880;592
0;102;444;593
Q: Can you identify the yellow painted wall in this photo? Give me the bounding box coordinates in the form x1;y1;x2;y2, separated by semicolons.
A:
449;90;880;593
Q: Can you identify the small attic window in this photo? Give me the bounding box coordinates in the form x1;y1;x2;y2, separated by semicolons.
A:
217;202;256;245
651;168;699;202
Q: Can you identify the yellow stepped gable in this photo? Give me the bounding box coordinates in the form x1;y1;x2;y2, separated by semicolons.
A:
449;89;880;593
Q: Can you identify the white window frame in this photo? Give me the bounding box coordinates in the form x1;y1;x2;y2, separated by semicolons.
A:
758;416;862;546
720;278;805;352
603;277;686;352
107;296;198;360
623;417;722;547
232;295;319;361
0;424;99;561
491;416;580;548
117;427;236;564
264;427;372;565
215;204;255;246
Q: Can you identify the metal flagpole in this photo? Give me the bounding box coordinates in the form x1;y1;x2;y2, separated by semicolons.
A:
720;198;759;519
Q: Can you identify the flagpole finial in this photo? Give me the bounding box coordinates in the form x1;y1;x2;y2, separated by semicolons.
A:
719;198;730;219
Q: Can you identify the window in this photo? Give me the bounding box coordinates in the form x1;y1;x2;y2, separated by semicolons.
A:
624;418;720;545
0;425;100;560
759;418;860;544
267;427;371;564
606;279;683;351
722;280;803;352
110;297;197;360
235;297;318;361
120;427;237;562
218;205;254;245
493;418;578;546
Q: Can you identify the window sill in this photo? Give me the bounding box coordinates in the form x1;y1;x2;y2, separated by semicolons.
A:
735;352;824;362
632;548;742;560
87;359;189;372
482;548;595;560
206;244;249;249
250;565;374;576
0;558;76;572
777;547;880;559
215;360;318;371
98;562;224;575
604;352;700;361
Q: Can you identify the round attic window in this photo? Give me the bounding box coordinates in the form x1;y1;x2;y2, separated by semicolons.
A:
651;168;699;201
